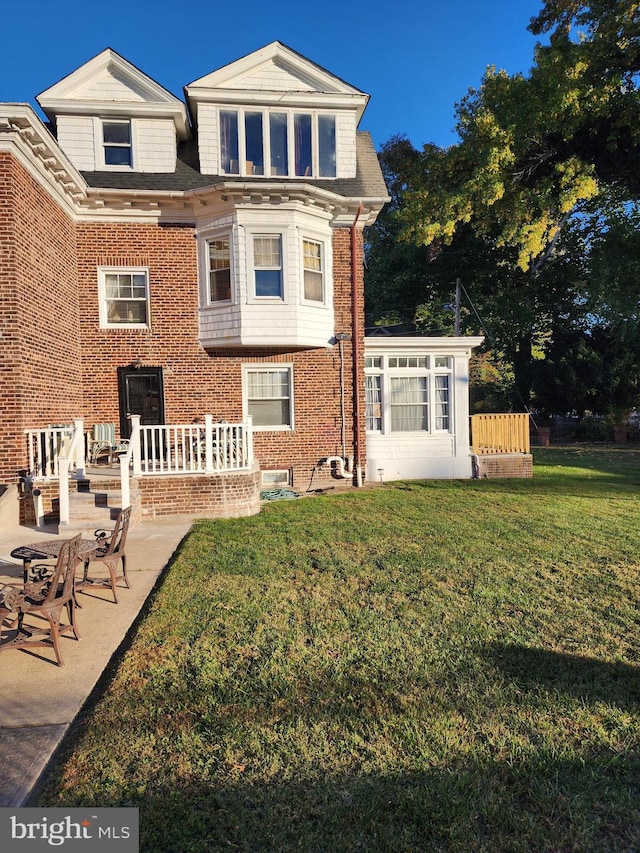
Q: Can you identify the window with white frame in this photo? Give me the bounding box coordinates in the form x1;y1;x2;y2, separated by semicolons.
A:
302;239;324;302
207;237;232;302
364;354;452;433
99;268;150;327
390;376;428;431
365;374;382;431
253;235;283;298
101;119;132;167
219;108;336;178
245;367;293;429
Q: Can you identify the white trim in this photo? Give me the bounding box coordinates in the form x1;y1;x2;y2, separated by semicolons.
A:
97;266;151;329
246;230;287;302
243;364;294;432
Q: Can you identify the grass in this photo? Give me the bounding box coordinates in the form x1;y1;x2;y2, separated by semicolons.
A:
32;445;640;852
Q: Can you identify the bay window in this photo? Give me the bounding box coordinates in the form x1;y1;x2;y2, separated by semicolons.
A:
302;239;324;302
253;235;283;298
207;237;231;302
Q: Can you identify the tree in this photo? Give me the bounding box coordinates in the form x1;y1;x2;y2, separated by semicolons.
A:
399;0;640;271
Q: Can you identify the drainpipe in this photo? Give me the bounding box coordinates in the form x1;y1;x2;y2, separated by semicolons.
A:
351;203;364;486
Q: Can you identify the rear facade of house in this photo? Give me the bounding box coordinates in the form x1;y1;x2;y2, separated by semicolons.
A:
0;43;389;509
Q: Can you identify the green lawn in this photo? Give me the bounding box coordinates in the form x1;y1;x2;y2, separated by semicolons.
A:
33;446;640;852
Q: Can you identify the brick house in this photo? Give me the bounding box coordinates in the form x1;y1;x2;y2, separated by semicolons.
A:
0;43;390;521
1;42;496;527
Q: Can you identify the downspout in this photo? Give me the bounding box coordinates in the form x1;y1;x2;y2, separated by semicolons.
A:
351;202;364;487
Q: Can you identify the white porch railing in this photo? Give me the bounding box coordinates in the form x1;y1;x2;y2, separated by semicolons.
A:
24;415;254;527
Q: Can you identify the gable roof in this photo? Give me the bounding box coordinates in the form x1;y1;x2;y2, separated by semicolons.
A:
36;48;190;139
185;41;369;123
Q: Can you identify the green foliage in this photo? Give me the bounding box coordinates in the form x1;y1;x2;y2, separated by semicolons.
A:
398;0;640;270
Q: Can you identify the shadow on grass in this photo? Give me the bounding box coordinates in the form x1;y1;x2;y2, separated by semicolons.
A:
77;751;640;853
482;642;640;712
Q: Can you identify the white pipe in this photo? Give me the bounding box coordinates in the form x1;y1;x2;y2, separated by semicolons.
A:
324;456;354;479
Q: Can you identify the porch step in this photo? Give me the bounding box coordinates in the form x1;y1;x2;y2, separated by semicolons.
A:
57;480;141;535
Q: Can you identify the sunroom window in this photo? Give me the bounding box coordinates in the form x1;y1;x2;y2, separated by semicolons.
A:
390;377;428;432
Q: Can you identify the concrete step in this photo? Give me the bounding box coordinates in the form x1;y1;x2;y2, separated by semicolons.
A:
58;484;141;535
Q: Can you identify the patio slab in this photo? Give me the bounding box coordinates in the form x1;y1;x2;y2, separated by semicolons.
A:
0;513;198;806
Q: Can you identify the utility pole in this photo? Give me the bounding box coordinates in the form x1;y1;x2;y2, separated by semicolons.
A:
455;278;461;336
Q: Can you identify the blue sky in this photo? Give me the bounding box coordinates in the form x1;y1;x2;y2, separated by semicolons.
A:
1;0;545;151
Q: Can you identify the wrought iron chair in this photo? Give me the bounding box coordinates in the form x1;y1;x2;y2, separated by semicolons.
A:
89;422;129;465
0;534;82;666
76;506;132;604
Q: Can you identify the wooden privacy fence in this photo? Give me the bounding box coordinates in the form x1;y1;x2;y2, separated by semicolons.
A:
471;413;531;455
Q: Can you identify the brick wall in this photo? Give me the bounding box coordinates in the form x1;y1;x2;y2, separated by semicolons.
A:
0;154;81;482
474;454;533;479
2;148;366;495
76;221;364;491
137;465;261;518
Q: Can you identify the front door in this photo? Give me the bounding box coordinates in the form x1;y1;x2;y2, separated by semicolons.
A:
117;366;165;439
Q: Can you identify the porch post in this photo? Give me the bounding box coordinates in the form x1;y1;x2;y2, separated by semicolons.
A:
59;461;70;526
73;418;85;478
204;414;214;473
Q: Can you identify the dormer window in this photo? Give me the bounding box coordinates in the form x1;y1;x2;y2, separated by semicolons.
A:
219;109;336;178
102;119;132;167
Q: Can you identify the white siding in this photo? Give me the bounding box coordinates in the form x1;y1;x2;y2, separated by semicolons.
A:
197;104;219;175
230;64;316;92
336;112;357;179
56;115;96;171
84;68;148;102
134;119;177;173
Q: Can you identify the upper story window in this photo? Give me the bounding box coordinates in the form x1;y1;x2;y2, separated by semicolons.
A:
219;109;336;178
102;119;132;167
253;235;283;298
208;237;232;302
302;239;324;302
99;268;150;328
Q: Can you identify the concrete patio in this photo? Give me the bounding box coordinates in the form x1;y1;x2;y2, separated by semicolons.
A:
0;513;199;807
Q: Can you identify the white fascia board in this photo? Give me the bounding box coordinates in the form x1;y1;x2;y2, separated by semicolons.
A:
39;98;190;140
186;87;368;121
364;336;485;357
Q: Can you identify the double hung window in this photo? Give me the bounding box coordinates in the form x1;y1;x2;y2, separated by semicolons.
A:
302;239;324;302
245;367;293;429
102;120;132;167
253;236;283;298
99;268;149;328
207;238;232;302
